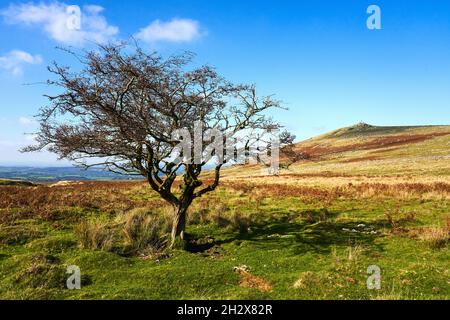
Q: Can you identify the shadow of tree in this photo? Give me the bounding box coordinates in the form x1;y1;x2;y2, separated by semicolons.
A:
186;240;216;253
214;209;386;255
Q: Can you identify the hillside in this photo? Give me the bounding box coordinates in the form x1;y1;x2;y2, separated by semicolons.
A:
222;123;450;179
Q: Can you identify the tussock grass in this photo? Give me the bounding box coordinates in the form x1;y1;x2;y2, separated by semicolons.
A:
74;218;116;251
119;208;171;255
416;216;450;249
73;208;172;255
188;198;254;234
418;227;449;249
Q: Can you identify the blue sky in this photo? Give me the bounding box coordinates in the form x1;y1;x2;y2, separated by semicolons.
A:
0;0;449;165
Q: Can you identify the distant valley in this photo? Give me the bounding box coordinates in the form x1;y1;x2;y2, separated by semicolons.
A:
0;166;140;182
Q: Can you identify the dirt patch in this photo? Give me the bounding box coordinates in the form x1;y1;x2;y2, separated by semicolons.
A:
238;272;272;292
234;266;272;292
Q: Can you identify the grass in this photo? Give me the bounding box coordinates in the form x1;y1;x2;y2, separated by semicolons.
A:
0;124;449;300
0;180;449;300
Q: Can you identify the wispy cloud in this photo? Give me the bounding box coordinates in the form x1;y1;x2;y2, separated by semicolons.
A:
0;50;42;76
1;2;119;46
135;18;202;43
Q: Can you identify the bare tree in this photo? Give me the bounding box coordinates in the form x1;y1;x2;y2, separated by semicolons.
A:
25;43;283;247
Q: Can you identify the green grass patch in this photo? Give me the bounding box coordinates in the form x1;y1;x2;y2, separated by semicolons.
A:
0;193;448;300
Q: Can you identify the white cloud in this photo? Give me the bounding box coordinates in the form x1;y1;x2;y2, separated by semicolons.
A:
19;117;37;126
0;50;42;76
1;2;119;46
135;18;202;43
84;5;104;15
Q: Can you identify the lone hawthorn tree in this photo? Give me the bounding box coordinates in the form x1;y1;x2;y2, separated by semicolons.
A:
26;43;283;246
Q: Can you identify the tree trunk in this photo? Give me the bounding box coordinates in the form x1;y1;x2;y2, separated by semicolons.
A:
170;204;188;248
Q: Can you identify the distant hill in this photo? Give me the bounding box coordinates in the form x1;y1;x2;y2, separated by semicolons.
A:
292;123;448;157
286;123;450;176
222;123;450;178
0;166;140;182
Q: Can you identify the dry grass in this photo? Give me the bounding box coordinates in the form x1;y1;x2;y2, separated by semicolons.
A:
293;271;330;290
0;181;166;224
0;152;448;227
74;218;116;251
384;204;417;234
119;208;171;254
418;227;449;249
188;197;253;234
72;206;172;255
230;210;251;234
234;267;272;292
223;180;450;201
218;124;450;183
415;216;450;249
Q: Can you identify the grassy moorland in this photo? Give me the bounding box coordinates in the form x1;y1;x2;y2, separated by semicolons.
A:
0;124;449;300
